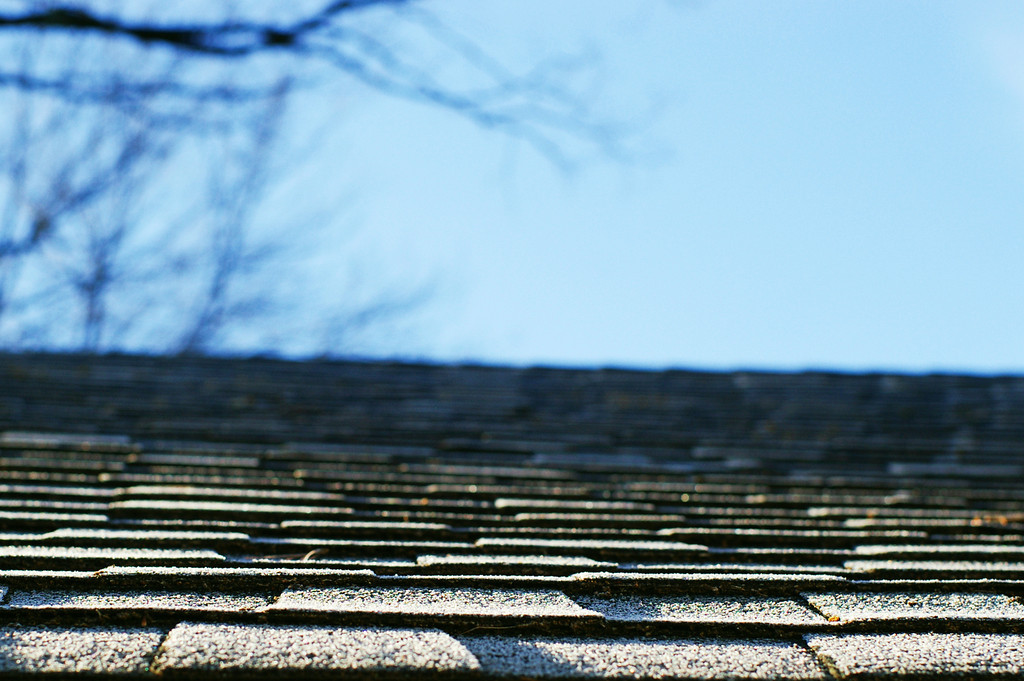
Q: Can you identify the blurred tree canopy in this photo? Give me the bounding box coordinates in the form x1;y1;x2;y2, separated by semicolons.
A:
0;1;619;355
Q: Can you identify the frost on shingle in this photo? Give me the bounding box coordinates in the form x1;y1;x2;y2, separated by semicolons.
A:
0;431;133;449
42;528;251;544
271;586;601;618
572;572;847;589
153;622;479;674
476;538;708;557
853;544;1024;558
416;554;615;569
576;595;826;625
0;546;223;562
845;560;1024;576
806;633;1024;678
463;636;828;679
494;499;656;511
4;589;270;612
802;592;1024;623
0;626;163;674
0;511;108;525
109;499;354;517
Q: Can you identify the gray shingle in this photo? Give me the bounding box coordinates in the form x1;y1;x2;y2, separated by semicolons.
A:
803;592;1024;623
853;544;1024;558
0;484;118;499
42;528;251;544
123;484;344;502
249;537;475;557
477;538;708;557
846;560;1024;576
463;636;828;679
572;571;847;589
806;633;1024;678
3;589;270;611
132;452;260;467
576;595;825;625
888;462;1024;477
153;622;479;674
282;520;452;532
416;554;615;569
271;586;600;618
495;499;656;511
0;625;163;674
0;511;108;526
0;431;133;449
93;565;377;584
110;499;354;517
627;563;844;575
0;545;224;563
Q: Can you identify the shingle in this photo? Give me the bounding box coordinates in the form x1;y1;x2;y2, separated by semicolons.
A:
0;456;125;472
107;472;305;488
806;633;1024;678
576;595;825;625
0;625;163;675
132;452;260;468
0;498;108;512
109;499;354;517
476;538;708;559
0;484;118;499
280;520;454;537
0;545;224;564
383;574;577;587
495;499;656;511
463;636;828;679
122;484;344;502
803;592;1024;623
853;544;1024;558
627;563;845;575
3;589;270;611
514;513;687;529
41;528;251;545
152;622;479;675
271;586;600;618
0;571;97;583
416;554;615;570
888;462;1024;477
845;560;1024;577
0;511;109;526
0;431;133;449
93;565;377;584
249;537;475;558
572;572;848;590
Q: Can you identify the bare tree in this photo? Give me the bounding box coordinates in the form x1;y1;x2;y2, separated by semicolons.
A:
0;2;622;355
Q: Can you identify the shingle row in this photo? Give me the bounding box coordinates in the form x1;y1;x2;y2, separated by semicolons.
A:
2;584;1023;631
4;623;1024;679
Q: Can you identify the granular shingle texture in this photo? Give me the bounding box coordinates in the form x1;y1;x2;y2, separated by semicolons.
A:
0;626;164;674
271;586;600;618
153;622;478;675
803;592;1024;623
4;589;270;611
576;595;825;625
806;633;1024;678
2;353;1024;679
464;636;828;679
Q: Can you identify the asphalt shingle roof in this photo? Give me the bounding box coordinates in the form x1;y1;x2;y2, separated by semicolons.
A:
0;353;1023;678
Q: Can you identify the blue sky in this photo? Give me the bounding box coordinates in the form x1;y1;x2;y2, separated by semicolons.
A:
286;1;1024;372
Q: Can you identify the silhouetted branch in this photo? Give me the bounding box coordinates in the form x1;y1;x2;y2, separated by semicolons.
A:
0;2;625;166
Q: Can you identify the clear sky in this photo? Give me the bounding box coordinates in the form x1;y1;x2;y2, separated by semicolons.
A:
284;1;1024;373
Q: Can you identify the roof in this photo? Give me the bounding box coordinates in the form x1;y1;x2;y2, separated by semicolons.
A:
1;352;1023;679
